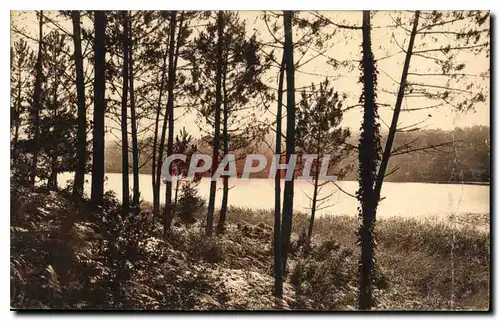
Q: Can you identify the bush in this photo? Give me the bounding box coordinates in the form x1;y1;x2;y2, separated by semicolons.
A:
290;238;358;310
177;182;205;225
10;185;206;309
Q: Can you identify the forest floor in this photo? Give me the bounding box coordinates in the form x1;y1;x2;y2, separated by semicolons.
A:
10;184;490;311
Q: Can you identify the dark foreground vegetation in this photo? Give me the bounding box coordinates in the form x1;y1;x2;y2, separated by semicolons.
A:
11;184;489;310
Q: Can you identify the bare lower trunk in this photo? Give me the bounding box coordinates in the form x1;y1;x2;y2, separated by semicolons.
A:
49;64;60;192
72;10;86;197
120;11;130;213
48;159;58;190
216;176;228;234
30;10;44;186
308;168;319;239
13;122;20;160
162;11;179;235
129;12;140;208
151;22;170;217
216;65;229;234
156;107;168;215
206;11;224;236
358;10;378;311
308;133;322;240
90;11;106;206
152;152;160;216
273;53;285;299
174;179;180;205
280;10;296;275
12;65;22;161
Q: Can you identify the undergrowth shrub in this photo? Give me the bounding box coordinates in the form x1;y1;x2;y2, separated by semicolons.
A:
177;182;205;225
289;237;388;310
10;185;225;310
290;238;358;310
11;183;490;310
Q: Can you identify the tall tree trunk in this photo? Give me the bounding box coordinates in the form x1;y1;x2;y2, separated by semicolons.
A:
280;10;296;274
164;11;181;233
216;66;229;234
30;10;43;186
151;33;169;216
72;10;87;197
174;179;180;205
358;10;379;311
157;11;177;235
48;71;59;191
91;11;106;206
206;11;224;236
121;11;130;213
373;11;420;214
128;11;140;208
49;160;58;189
274;53;285;299
12;62;22;161
308;153;321;240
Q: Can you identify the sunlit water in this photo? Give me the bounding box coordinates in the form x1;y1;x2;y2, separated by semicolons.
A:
59;172;489;220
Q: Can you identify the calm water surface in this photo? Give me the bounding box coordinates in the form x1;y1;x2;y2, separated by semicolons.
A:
59;173;489;220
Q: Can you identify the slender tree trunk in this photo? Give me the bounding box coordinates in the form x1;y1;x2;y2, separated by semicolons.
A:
152;111;160;215
206;11;224;236
30;10;43;186
358;10;379;311
49;72;59;191
308;156;320;240
12;65;22;161
174;179;180;205
128;11;140;207
156;37;174;220
373;11;420;214
151;35;169;216
49;160;58;190
280;10;296;274
274;53;285;299
164;11;182;233
91;11;106;206
13;118;20;160
72;10;87;197
157;11;177;235
120;11;130;213
216;66;229;234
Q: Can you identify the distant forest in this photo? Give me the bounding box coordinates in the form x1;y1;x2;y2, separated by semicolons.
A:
105;125;490;183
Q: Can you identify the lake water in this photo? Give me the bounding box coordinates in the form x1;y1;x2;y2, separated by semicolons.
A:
59;173;489;220
59;173;490;218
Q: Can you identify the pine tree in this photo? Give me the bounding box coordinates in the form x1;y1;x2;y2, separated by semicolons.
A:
295;79;352;239
38;30;77;190
72;10;87;197
11;39;34;171
120;11;130;213
128;11;140;207
280;10;296;274
29;10;44;186
357;11;381;310
273;53;285;299
186;11;271;234
91;11;107;206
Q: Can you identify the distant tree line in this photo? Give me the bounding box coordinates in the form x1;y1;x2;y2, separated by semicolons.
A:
103;125;490;183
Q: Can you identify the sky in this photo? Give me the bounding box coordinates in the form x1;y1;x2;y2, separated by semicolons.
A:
11;10;490;141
